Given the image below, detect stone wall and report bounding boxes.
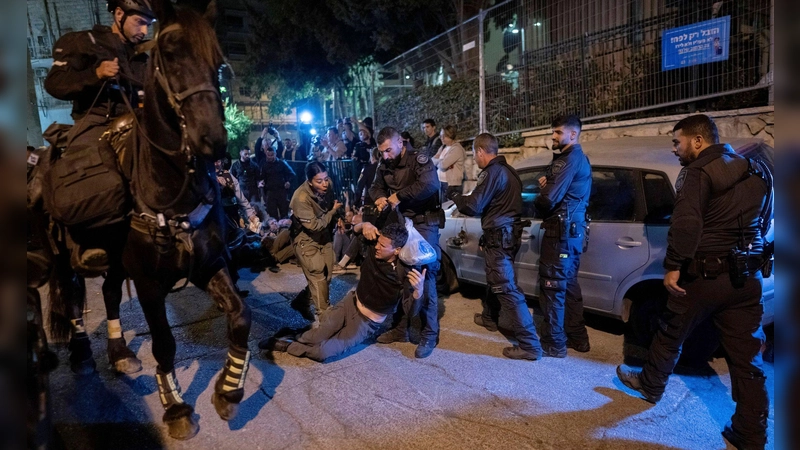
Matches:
[461,106,774,191]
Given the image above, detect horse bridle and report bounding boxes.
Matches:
[150,23,221,160]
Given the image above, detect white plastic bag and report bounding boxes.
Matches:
[399,217,438,266]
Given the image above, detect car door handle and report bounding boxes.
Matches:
[615,238,642,247]
[521,231,533,241]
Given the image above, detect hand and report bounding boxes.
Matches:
[258,181,265,188]
[361,222,379,240]
[387,193,400,208]
[284,181,290,189]
[249,215,260,224]
[332,200,343,211]
[261,128,269,138]
[663,270,686,297]
[407,268,427,299]
[375,197,388,211]
[96,58,119,79]
[343,190,349,201]
[216,176,227,186]
[538,176,547,189]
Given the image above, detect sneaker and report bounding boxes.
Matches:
[721,421,764,450]
[502,346,542,361]
[616,364,662,404]
[473,313,498,332]
[268,265,281,273]
[415,339,436,359]
[258,336,293,352]
[332,264,346,274]
[376,328,409,344]
[567,339,591,353]
[542,345,567,358]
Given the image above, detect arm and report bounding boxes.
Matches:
[396,159,439,202]
[44,33,106,100]
[231,176,257,221]
[291,187,341,232]
[452,167,497,216]
[664,167,709,271]
[368,164,389,205]
[439,144,464,170]
[534,155,575,215]
[404,268,426,302]
[281,160,296,184]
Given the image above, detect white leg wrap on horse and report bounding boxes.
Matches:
[155,369,185,408]
[222,347,250,392]
[71,318,86,334]
[107,319,123,339]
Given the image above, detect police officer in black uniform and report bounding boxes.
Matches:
[260,147,296,220]
[44,0,154,272]
[617,115,772,450]
[449,133,543,360]
[534,115,592,358]
[368,127,442,359]
[230,147,262,205]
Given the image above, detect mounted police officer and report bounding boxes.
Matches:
[368,126,442,359]
[534,115,592,358]
[617,115,773,450]
[43,0,155,273]
[449,133,543,360]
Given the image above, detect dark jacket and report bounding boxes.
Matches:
[369,149,440,218]
[230,158,262,193]
[45,25,147,121]
[421,135,443,159]
[534,144,592,222]
[356,244,415,315]
[452,156,523,230]
[254,136,285,166]
[664,144,768,271]
[261,159,295,191]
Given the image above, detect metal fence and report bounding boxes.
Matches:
[373,0,773,142]
[285,159,361,204]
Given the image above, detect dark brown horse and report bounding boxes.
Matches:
[46,0,252,440]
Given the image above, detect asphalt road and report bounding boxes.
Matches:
[45,264,775,449]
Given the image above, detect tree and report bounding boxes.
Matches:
[223,95,253,158]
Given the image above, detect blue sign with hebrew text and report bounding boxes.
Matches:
[662,16,730,71]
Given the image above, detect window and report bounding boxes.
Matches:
[227,43,247,56]
[225,15,244,30]
[641,171,675,224]
[587,168,637,222]
[238,86,251,97]
[518,167,547,218]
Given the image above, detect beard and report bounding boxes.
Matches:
[383,156,399,169]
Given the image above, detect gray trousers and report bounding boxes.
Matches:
[293,235,334,311]
[287,291,381,362]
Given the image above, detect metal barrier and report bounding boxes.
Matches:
[373,0,773,141]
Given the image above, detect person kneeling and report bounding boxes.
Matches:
[262,223,426,362]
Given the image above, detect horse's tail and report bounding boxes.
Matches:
[46,265,84,343]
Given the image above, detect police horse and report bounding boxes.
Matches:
[44,0,251,440]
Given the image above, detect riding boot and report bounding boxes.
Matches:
[68,318,96,375]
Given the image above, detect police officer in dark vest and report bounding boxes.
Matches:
[449,133,543,360]
[534,114,592,358]
[617,114,773,450]
[368,126,442,359]
[230,147,262,205]
[260,147,296,220]
[43,0,154,273]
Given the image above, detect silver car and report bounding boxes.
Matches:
[440,137,775,346]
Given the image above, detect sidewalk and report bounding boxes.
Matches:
[47,264,774,449]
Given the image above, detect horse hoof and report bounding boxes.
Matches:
[211,392,240,421]
[112,357,143,374]
[163,404,199,440]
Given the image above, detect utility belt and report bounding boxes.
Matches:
[409,208,446,229]
[686,251,770,286]
[481,219,531,249]
[543,214,589,243]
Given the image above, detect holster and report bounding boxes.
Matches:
[543,215,568,240]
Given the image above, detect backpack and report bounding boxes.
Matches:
[43,141,130,229]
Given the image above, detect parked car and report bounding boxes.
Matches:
[440,137,774,363]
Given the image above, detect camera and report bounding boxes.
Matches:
[266,122,277,136]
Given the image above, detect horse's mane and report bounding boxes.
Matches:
[170,7,226,69]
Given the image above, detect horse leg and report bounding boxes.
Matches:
[206,268,252,421]
[103,262,142,374]
[135,278,198,440]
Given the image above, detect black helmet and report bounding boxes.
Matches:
[107,0,155,20]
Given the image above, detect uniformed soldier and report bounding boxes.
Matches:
[43,0,154,272]
[617,115,772,449]
[534,115,592,357]
[368,127,442,359]
[449,133,543,360]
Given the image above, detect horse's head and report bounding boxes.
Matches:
[150,0,227,161]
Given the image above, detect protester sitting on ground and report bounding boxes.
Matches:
[261,223,426,363]
[335,210,366,271]
[332,194,356,273]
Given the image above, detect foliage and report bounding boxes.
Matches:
[375,76,480,144]
[224,98,252,158]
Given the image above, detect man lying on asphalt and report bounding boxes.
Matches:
[262,223,426,362]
